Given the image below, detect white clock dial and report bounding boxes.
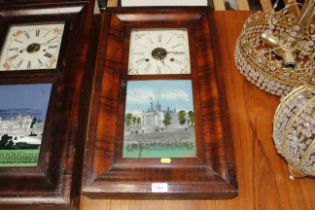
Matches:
[0,23,64,71]
[128,29,191,75]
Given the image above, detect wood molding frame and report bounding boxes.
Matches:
[82,7,237,199]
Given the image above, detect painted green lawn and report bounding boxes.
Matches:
[0,149,39,167]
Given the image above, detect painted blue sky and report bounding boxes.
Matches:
[126,80,194,115]
[0,84,52,120]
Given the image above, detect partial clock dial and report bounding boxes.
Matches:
[128,29,191,75]
[0,23,64,71]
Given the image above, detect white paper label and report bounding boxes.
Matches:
[151,183,168,192]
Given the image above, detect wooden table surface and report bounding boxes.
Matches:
[80,11,315,210]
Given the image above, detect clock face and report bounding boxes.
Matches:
[128,29,191,75]
[0,23,64,71]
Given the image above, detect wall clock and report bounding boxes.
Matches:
[0,1,94,209]
[83,7,237,199]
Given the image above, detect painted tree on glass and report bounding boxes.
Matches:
[178,110,187,125]
[136,117,141,125]
[188,111,195,127]
[163,113,172,126]
[0,134,14,149]
[132,116,137,124]
[125,113,133,126]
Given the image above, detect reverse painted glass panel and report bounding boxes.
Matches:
[0,84,52,167]
[123,80,196,158]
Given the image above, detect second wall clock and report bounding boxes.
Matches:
[0,0,95,209]
[82,7,238,199]
[0,23,64,71]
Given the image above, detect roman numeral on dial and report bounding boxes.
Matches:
[24,32,30,39]
[44,52,53,58]
[14,39,23,44]
[143,63,151,72]
[16,59,23,68]
[135,58,146,64]
[157,34,162,43]
[8,54,18,61]
[38,58,43,66]
[48,36,57,43]
[8,48,19,51]
[27,61,31,69]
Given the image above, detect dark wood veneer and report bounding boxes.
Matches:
[83,7,237,199]
[0,1,95,209]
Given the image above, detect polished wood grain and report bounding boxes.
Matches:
[82,7,237,199]
[81,11,315,210]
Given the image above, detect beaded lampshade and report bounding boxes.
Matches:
[234,1,315,96]
[273,85,315,179]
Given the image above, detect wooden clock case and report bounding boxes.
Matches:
[0,0,95,209]
[82,6,238,199]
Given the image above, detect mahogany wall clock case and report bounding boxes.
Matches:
[0,0,94,209]
[82,7,238,199]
